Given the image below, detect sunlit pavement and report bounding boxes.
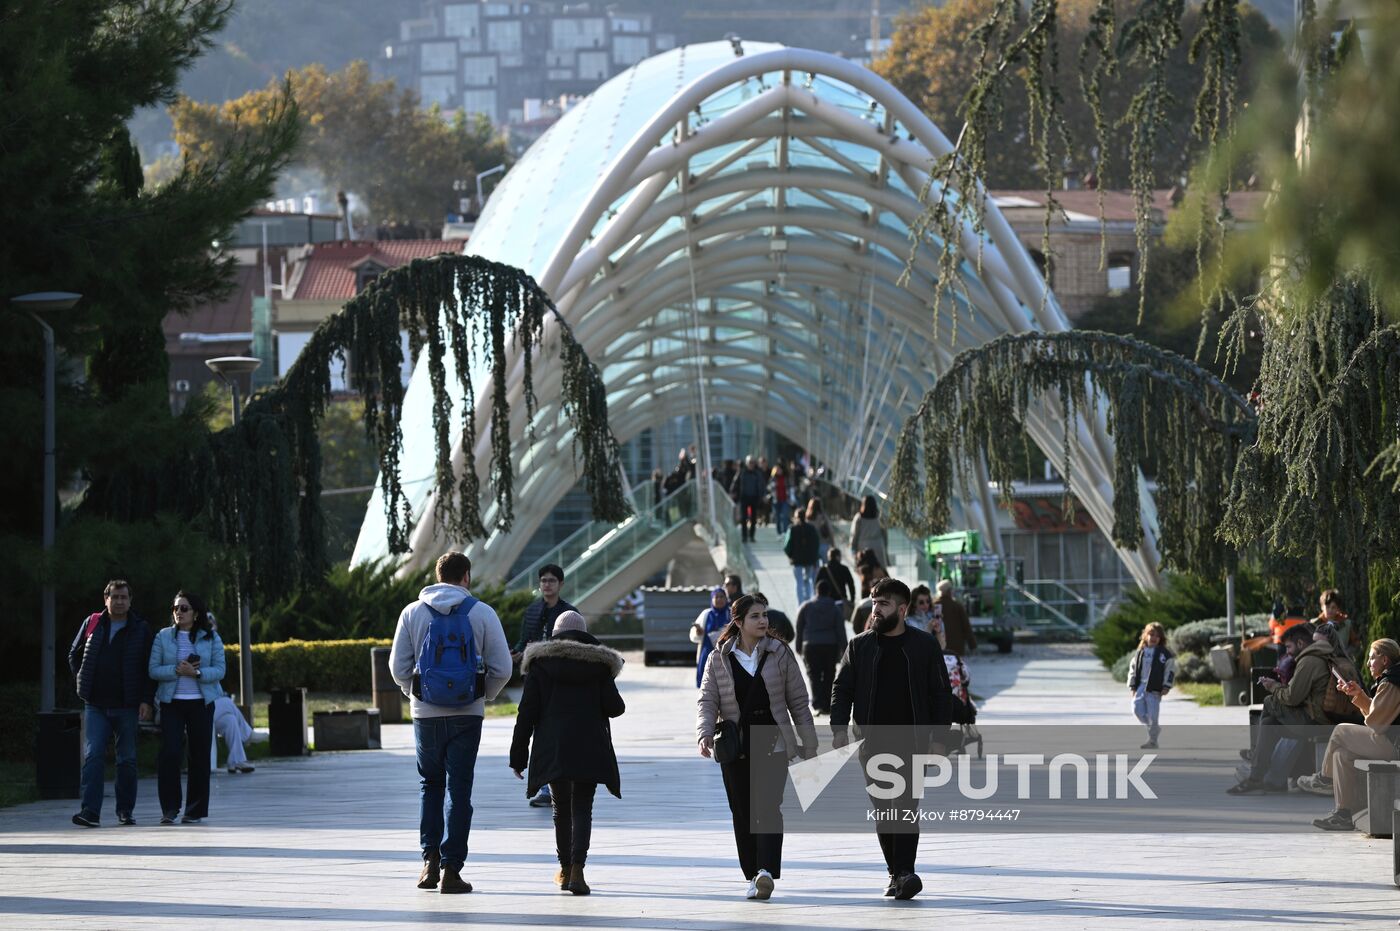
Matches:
[1,643,1395,929]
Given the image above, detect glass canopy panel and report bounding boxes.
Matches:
[353,41,1053,569]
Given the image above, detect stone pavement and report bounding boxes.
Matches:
[1,643,1397,929]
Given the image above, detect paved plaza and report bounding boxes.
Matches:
[2,644,1397,929]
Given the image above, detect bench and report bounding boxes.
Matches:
[1394,797,1400,889]
[312,709,381,751]
[1354,759,1400,838]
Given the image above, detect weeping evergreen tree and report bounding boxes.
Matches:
[888,330,1256,579]
[89,254,631,604]
[889,1,1400,641]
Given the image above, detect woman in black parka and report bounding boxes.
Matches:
[510,610,625,896]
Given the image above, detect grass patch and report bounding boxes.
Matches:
[484,701,517,718]
[1176,681,1224,706]
[0,760,39,809]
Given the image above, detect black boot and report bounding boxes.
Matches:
[439,866,473,894]
[417,854,440,890]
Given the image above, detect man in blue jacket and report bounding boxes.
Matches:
[67,580,154,827]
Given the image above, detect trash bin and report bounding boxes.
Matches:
[268,687,308,756]
[35,710,81,799]
[370,647,402,724]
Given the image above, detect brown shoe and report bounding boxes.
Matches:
[439,866,473,894]
[566,864,590,896]
[554,865,570,890]
[417,855,440,890]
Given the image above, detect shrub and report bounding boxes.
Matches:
[1166,614,1271,656]
[1091,571,1267,666]
[1175,652,1215,683]
[0,682,39,763]
[225,639,391,693]
[251,562,539,647]
[1110,652,1132,683]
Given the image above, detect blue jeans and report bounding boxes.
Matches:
[415,715,483,870]
[793,564,817,604]
[81,706,139,819]
[773,502,791,535]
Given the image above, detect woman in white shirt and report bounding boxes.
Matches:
[149,591,226,823]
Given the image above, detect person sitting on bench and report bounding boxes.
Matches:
[1306,638,1400,831]
[1228,624,1332,795]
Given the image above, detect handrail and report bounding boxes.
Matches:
[505,481,666,593]
[1005,578,1088,633]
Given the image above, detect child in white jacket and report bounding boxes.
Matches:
[1128,623,1176,749]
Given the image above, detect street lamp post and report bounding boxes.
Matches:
[474,164,506,214]
[10,292,81,713]
[205,355,262,722]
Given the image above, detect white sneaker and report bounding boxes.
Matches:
[746,877,759,899]
[754,869,774,900]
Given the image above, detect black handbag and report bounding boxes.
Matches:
[713,651,769,764]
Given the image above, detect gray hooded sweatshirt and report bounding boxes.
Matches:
[389,583,512,718]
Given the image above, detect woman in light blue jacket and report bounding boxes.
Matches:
[148,591,226,824]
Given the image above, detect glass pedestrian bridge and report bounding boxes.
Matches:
[351,42,1164,593]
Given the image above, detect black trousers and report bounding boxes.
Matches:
[550,781,597,867]
[862,740,920,876]
[802,644,839,712]
[739,496,762,540]
[158,699,214,818]
[720,748,787,880]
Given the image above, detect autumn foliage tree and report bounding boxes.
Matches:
[170,61,512,228]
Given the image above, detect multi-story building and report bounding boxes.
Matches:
[379,1,674,126]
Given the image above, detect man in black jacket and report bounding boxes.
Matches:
[66,580,154,827]
[512,563,576,809]
[831,577,953,900]
[731,455,766,542]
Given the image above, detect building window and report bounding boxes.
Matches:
[613,35,649,66]
[487,19,522,53]
[462,55,498,87]
[443,4,480,39]
[547,68,574,81]
[1107,251,1134,293]
[577,50,608,80]
[420,41,458,74]
[461,89,498,122]
[552,18,606,50]
[419,75,456,108]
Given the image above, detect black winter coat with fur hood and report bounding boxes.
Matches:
[510,630,626,798]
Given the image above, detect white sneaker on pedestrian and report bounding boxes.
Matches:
[746,877,759,899]
[754,869,773,900]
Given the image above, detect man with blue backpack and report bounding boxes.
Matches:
[390,551,512,894]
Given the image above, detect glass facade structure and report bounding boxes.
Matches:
[352,42,1165,590]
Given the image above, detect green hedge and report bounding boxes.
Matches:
[225,639,391,693]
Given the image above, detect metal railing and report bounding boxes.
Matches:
[1004,578,1094,634]
[505,483,659,594]
[506,481,701,599]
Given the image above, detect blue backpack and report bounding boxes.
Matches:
[414,596,483,706]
